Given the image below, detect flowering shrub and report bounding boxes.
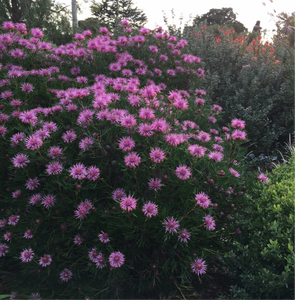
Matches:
[181,24,294,155]
[225,152,294,299]
[0,21,248,298]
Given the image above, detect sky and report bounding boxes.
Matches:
[65,0,295,39]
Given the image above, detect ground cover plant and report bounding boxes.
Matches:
[0,20,250,298]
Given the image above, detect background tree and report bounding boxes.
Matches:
[89,0,147,33]
[193,7,248,35]
[0,0,72,45]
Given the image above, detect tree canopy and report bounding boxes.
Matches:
[193,7,248,34]
[89,0,147,32]
[0,0,72,45]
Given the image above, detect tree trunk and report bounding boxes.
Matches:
[72,0,78,33]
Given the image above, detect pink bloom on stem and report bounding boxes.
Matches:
[120,195,137,211]
[175,165,191,180]
[231,130,247,140]
[0,219,7,228]
[119,136,135,152]
[120,114,137,128]
[142,201,158,218]
[21,83,34,93]
[89,248,100,263]
[24,229,33,239]
[46,161,63,175]
[87,166,100,181]
[197,131,211,142]
[195,192,211,208]
[4,232,13,241]
[25,177,39,190]
[139,108,155,120]
[29,194,41,205]
[204,215,216,231]
[41,195,56,209]
[208,151,224,162]
[95,253,106,269]
[149,147,165,163]
[0,126,7,137]
[178,229,191,243]
[74,208,88,220]
[78,199,93,212]
[25,136,43,150]
[62,130,77,143]
[148,178,163,192]
[163,216,180,235]
[79,137,94,151]
[60,269,72,282]
[12,190,21,198]
[0,244,9,257]
[231,118,245,129]
[112,188,126,201]
[152,118,169,133]
[69,163,88,180]
[124,152,141,168]
[109,251,125,268]
[229,168,240,178]
[73,235,83,245]
[188,144,207,157]
[258,173,269,183]
[20,248,34,262]
[191,258,207,276]
[39,254,52,267]
[138,123,154,137]
[12,153,30,168]
[48,146,63,158]
[98,231,110,243]
[8,215,20,226]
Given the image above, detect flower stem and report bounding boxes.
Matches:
[182,203,198,220]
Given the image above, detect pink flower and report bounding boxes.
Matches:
[89,248,100,263]
[62,130,77,143]
[204,215,216,231]
[48,146,63,158]
[212,144,223,152]
[112,188,126,201]
[173,99,188,110]
[191,258,207,275]
[258,173,269,183]
[12,190,21,198]
[231,118,245,129]
[231,130,247,140]
[229,168,240,178]
[43,122,57,132]
[79,137,94,151]
[25,136,43,150]
[77,199,93,212]
[87,166,100,181]
[95,253,106,269]
[8,215,20,226]
[138,123,154,137]
[24,229,33,239]
[120,114,137,128]
[21,83,34,93]
[178,229,191,243]
[152,118,169,133]
[29,194,41,205]
[195,192,211,208]
[163,216,180,235]
[149,147,165,163]
[175,165,191,180]
[0,244,9,257]
[142,201,158,218]
[208,151,223,162]
[188,144,207,157]
[46,161,63,175]
[73,235,83,245]
[120,195,137,211]
[139,108,155,120]
[20,248,34,262]
[0,126,7,137]
[164,134,181,146]
[148,178,163,192]
[74,208,88,220]
[98,231,110,243]
[124,152,141,168]
[119,136,135,152]
[197,131,211,142]
[25,177,39,190]
[109,251,125,268]
[60,269,72,282]
[42,195,56,209]
[19,110,37,124]
[39,254,52,267]
[69,163,88,180]
[4,232,13,241]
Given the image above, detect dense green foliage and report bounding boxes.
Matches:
[225,153,294,299]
